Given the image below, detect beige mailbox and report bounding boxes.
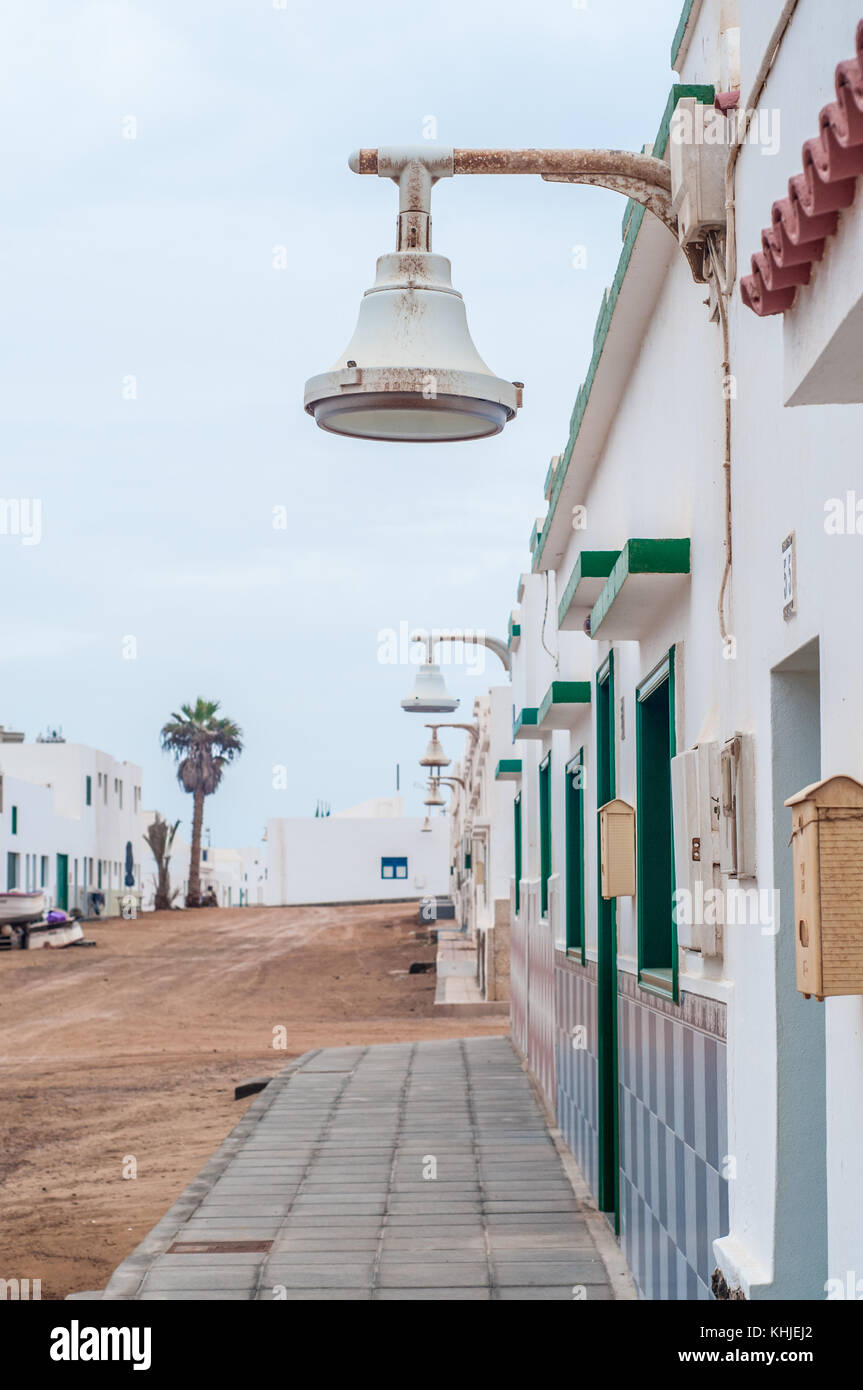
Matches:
[599,798,636,899]
[785,774,863,1001]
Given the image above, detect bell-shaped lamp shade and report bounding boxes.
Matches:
[420,816,433,833]
[400,662,459,714]
[424,783,446,808]
[304,252,521,443]
[419,731,450,769]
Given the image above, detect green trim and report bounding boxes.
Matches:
[670,0,698,67]
[507,614,521,650]
[635,646,678,1003]
[514,791,522,916]
[539,752,552,919]
[530,519,542,554]
[639,967,675,1001]
[558,550,621,628]
[513,706,539,740]
[595,650,618,1225]
[535,85,714,572]
[537,679,591,729]
[565,750,586,959]
[543,454,560,500]
[495,758,523,781]
[590,538,691,639]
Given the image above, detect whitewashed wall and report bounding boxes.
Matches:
[265,814,448,906]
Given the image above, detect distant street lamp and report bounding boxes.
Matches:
[434,721,480,746]
[424,780,446,808]
[419,725,451,771]
[305,145,703,443]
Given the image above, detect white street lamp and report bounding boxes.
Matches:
[304,148,521,442]
[400,633,459,714]
[305,144,704,445]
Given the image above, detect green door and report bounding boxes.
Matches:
[596,653,619,1225]
[56,854,69,911]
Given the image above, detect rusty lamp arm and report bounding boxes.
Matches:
[349,146,704,283]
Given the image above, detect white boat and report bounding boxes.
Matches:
[25,919,84,949]
[0,890,48,925]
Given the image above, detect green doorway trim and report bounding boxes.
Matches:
[513,791,522,916]
[595,651,619,1226]
[635,646,678,1003]
[56,853,69,912]
[539,752,552,918]
[565,748,586,961]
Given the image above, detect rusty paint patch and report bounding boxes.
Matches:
[167,1240,273,1254]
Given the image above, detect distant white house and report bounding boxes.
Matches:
[139,813,267,911]
[0,727,143,916]
[266,794,448,906]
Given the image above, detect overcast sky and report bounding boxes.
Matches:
[1,0,685,847]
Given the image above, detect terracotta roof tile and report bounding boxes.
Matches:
[741,18,863,316]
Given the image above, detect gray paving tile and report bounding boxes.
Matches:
[99,1037,618,1304]
[374,1288,492,1301]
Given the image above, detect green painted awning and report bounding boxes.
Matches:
[558,550,621,631]
[590,538,690,640]
[513,706,541,741]
[537,679,592,730]
[494,759,523,782]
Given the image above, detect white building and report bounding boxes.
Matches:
[443,692,517,1002]
[266,794,448,906]
[0,729,143,916]
[436,0,863,1300]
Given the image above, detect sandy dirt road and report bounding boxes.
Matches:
[0,902,507,1299]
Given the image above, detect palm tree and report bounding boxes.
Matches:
[160,699,243,907]
[143,813,181,911]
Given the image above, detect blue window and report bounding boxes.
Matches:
[381,856,408,881]
[85,775,92,806]
[11,806,18,835]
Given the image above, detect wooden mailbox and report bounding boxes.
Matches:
[599,798,636,899]
[785,774,863,1000]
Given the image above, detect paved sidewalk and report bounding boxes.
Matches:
[96,1037,616,1301]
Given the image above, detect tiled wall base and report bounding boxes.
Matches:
[555,953,599,1199]
[618,974,729,1300]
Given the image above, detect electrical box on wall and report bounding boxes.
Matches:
[599,798,635,899]
[671,741,722,955]
[669,97,728,247]
[786,775,863,1000]
[719,733,756,878]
